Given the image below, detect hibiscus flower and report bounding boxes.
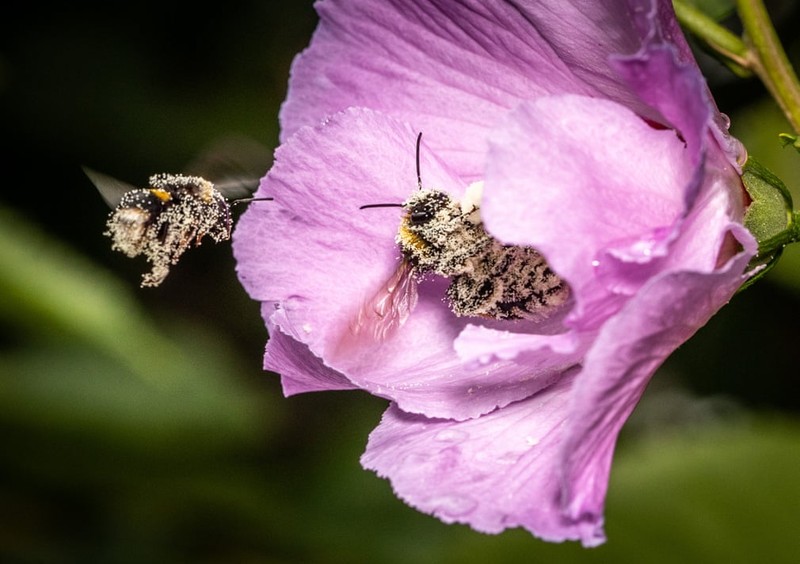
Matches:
[234,0,756,546]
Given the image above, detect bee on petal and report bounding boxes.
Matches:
[351,133,569,343]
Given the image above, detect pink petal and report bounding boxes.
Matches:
[482,94,692,322]
[263,310,357,396]
[361,370,605,546]
[234,0,758,546]
[282,0,692,181]
[362,230,754,547]
[561,230,755,520]
[234,107,578,420]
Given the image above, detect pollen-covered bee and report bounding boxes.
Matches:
[85,167,270,287]
[352,133,569,342]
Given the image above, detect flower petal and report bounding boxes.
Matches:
[235,0,757,546]
[560,230,755,521]
[363,231,754,547]
[263,311,357,396]
[361,369,605,546]
[482,94,692,322]
[234,107,578,420]
[282,0,685,180]
[454,323,582,364]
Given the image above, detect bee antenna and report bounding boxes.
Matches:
[415,132,423,190]
[360,132,423,211]
[231,196,274,206]
[359,203,403,210]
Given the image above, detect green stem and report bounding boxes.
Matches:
[673,0,751,75]
[737,0,800,134]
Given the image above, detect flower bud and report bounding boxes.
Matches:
[742,157,798,286]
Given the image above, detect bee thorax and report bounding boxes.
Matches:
[397,189,491,275]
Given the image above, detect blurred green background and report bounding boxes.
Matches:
[1,1,799,562]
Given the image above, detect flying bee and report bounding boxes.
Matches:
[352,133,569,342]
[85,166,271,287]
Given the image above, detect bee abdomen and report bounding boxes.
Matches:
[446,244,569,321]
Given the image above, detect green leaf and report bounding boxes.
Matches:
[778,132,800,153]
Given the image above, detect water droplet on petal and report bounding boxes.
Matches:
[629,238,656,260]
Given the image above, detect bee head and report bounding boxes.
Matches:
[405,190,451,225]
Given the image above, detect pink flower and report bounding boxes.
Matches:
[234,0,756,546]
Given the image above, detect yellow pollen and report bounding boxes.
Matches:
[149,188,172,202]
[197,185,215,203]
[399,223,427,250]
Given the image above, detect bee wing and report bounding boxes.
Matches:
[334,259,419,362]
[83,166,139,209]
[360,259,419,340]
[185,135,270,200]
[213,177,261,201]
